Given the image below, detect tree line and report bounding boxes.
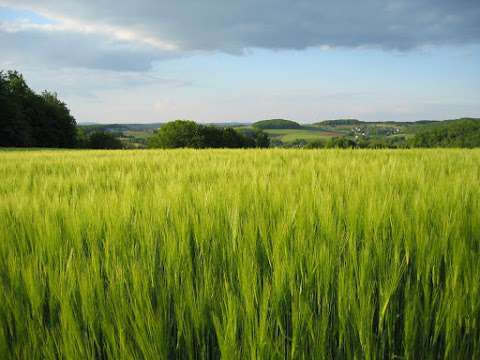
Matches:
[302,136,409,149]
[148,120,269,148]
[410,119,480,148]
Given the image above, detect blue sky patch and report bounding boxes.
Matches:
[0,6,56,25]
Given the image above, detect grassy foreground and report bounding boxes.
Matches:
[0,149,479,359]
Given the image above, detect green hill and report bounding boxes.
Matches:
[411,118,480,148]
[252,119,301,129]
[314,119,362,126]
[79,123,163,133]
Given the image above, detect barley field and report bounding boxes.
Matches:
[0,149,479,359]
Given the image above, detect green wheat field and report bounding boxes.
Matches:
[1,149,479,359]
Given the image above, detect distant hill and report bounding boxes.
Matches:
[78,121,97,125]
[207,122,250,128]
[79,123,163,133]
[314,119,362,126]
[440,117,480,124]
[412,118,480,148]
[252,119,301,129]
[314,119,447,127]
[79,122,252,131]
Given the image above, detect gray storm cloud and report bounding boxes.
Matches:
[3,0,480,51]
[1,0,479,72]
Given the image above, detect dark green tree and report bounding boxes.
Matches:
[0,71,33,146]
[305,139,326,148]
[326,137,357,148]
[149,120,204,148]
[86,132,123,149]
[253,129,270,148]
[38,91,77,147]
[0,70,77,148]
[235,128,270,148]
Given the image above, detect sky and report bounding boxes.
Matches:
[0,0,479,124]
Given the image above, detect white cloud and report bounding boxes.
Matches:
[0,20,182,72]
[0,13,178,50]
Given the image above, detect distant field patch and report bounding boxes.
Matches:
[265,127,345,142]
[123,130,154,139]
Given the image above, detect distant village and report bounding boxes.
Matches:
[351,126,401,139]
